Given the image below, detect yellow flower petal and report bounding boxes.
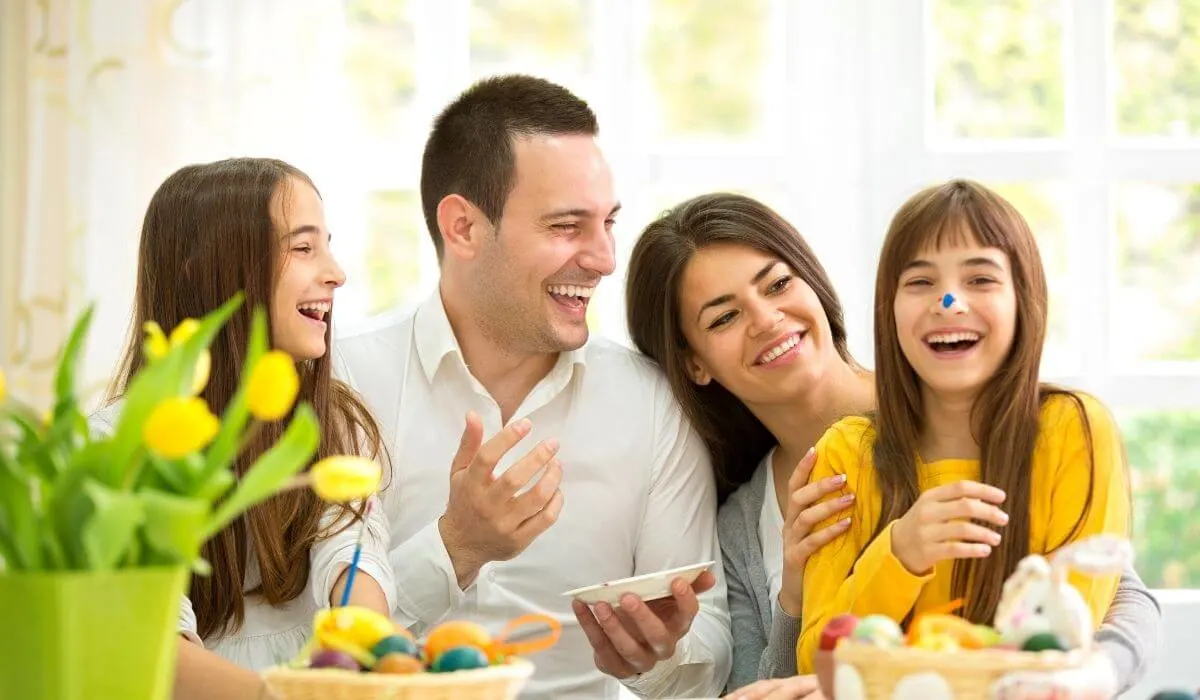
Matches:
[190,350,211,395]
[143,321,169,360]
[168,318,201,346]
[143,397,220,459]
[246,351,299,421]
[310,456,382,502]
[0,366,6,403]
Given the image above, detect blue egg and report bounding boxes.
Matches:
[431,645,489,672]
[371,634,418,659]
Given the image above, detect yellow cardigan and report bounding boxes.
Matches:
[796,393,1131,673]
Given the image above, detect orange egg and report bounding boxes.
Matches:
[424,621,492,664]
[375,653,425,674]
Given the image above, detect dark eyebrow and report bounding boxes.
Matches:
[283,225,333,243]
[696,261,781,323]
[902,260,934,273]
[539,202,623,223]
[902,257,1005,274]
[962,256,1004,270]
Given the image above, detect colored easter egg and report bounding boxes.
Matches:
[1021,632,1066,652]
[372,634,418,659]
[973,624,1003,647]
[314,606,396,652]
[431,645,489,672]
[425,621,492,664]
[374,653,425,674]
[819,614,859,651]
[911,632,960,652]
[850,614,903,647]
[309,649,360,671]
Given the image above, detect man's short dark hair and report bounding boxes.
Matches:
[420,74,599,260]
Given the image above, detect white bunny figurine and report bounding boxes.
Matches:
[993,534,1133,651]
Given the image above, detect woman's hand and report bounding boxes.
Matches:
[723,673,825,700]
[779,448,854,617]
[890,480,1008,575]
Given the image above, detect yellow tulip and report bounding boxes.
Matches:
[190,350,211,395]
[0,366,6,403]
[168,318,201,345]
[143,321,169,360]
[168,318,210,395]
[310,456,382,502]
[144,318,210,394]
[143,397,220,459]
[246,351,299,421]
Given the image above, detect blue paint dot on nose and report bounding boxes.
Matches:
[941,293,955,309]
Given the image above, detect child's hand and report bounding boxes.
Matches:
[891,480,1008,575]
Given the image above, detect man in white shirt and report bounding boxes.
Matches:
[334,74,732,699]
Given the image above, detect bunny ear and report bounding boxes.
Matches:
[1050,535,1133,575]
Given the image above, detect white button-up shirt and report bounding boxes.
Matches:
[334,292,731,699]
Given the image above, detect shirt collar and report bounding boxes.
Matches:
[414,290,589,385]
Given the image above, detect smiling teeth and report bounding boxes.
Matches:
[298,301,331,319]
[926,331,979,344]
[548,284,594,299]
[758,334,800,364]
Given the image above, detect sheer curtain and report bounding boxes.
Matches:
[0,0,349,411]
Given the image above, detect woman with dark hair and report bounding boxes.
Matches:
[625,191,1159,698]
[99,157,393,699]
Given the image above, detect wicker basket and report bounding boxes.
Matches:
[833,642,1089,699]
[261,658,534,700]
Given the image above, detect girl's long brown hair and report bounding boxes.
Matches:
[626,193,855,502]
[108,158,387,639]
[871,179,1106,624]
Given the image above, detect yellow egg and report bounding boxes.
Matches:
[314,606,396,655]
[912,632,960,652]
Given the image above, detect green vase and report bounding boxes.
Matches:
[0,566,188,700]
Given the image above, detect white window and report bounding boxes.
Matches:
[332,1,1200,604]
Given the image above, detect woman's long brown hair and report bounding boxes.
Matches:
[626,193,855,502]
[108,158,387,639]
[871,179,1104,624]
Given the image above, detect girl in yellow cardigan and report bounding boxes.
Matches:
[796,180,1131,673]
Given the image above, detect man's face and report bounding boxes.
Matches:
[470,134,620,354]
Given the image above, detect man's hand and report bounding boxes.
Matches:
[438,411,564,587]
[572,570,717,678]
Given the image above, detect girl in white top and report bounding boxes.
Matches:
[102,158,395,699]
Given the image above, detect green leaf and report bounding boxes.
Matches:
[52,304,95,411]
[203,403,319,539]
[66,441,113,481]
[48,470,91,568]
[145,454,196,495]
[40,527,67,570]
[103,293,244,487]
[0,452,42,570]
[80,478,145,570]
[196,307,268,490]
[192,469,236,505]
[139,490,208,564]
[5,408,56,481]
